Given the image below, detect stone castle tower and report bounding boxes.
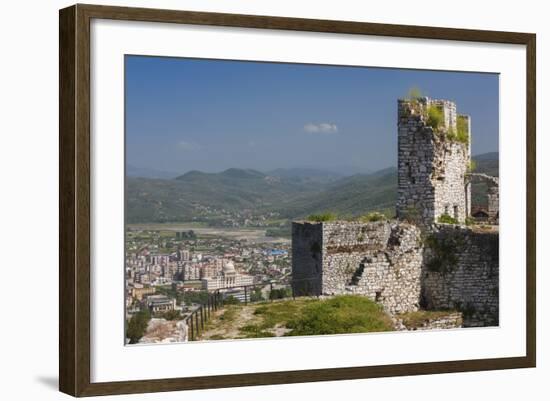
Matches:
[291,96,499,326]
[396,97,471,226]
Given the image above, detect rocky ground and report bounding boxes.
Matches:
[140,318,187,344]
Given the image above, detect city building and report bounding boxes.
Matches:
[201,261,254,291]
[131,284,156,301]
[146,295,176,314]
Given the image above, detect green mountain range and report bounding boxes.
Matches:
[126,152,498,223]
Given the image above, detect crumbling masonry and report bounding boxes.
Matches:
[292,98,499,327]
[396,97,471,226]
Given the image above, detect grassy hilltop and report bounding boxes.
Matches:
[199,295,395,341]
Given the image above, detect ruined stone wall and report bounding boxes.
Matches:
[292,221,499,326]
[394,311,463,331]
[396,98,470,226]
[468,173,499,223]
[292,220,423,313]
[487,186,499,222]
[421,225,499,326]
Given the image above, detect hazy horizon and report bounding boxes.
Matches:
[127,151,499,179]
[126,56,499,175]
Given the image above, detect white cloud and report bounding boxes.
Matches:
[177,140,201,151]
[303,122,339,134]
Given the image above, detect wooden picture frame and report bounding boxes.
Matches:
[59,3,536,397]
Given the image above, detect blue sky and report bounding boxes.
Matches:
[125,55,499,175]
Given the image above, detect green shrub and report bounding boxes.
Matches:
[407,87,423,101]
[441,117,468,144]
[426,105,444,130]
[126,309,151,344]
[223,296,240,305]
[424,234,460,273]
[467,159,477,172]
[438,214,459,224]
[269,287,292,300]
[456,116,470,144]
[250,287,264,302]
[456,128,469,144]
[359,211,387,223]
[306,212,338,222]
[161,310,182,321]
[465,217,475,226]
[286,295,394,336]
[446,127,457,141]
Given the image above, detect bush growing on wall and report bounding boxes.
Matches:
[438,214,459,224]
[426,105,444,130]
[424,234,462,274]
[359,211,387,222]
[306,212,338,222]
[407,87,423,100]
[456,116,470,144]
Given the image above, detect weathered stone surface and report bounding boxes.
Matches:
[394,312,463,331]
[421,225,499,327]
[292,220,423,314]
[396,98,471,226]
[468,173,500,223]
[292,221,499,327]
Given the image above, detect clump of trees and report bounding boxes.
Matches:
[182,290,210,306]
[126,309,151,344]
[161,310,182,321]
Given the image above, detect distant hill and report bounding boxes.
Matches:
[267,168,344,184]
[126,168,323,223]
[276,167,397,218]
[472,152,499,177]
[473,152,499,161]
[126,165,178,179]
[126,153,498,223]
